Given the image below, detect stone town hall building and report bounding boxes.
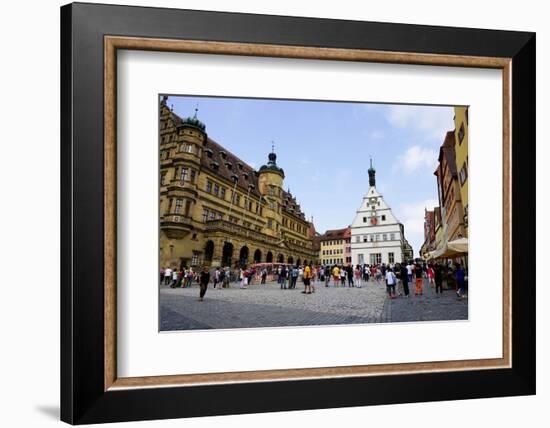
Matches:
[159,96,317,270]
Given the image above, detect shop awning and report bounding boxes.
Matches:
[447,237,468,254]
[426,238,468,260]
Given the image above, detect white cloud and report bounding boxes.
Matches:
[368,130,385,140]
[385,105,455,141]
[398,145,438,173]
[397,199,439,256]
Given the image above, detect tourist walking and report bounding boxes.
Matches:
[406,262,413,283]
[354,265,362,288]
[302,263,313,294]
[332,265,340,287]
[400,263,410,297]
[346,265,354,287]
[395,264,404,296]
[324,265,331,287]
[164,267,172,285]
[434,263,443,294]
[222,267,230,288]
[261,268,267,284]
[386,268,397,298]
[455,263,466,297]
[414,262,423,295]
[290,266,298,289]
[241,268,251,289]
[198,266,210,301]
[175,268,184,288]
[427,264,435,288]
[340,267,346,287]
[280,265,288,289]
[170,268,178,288]
[184,268,194,288]
[375,266,382,283]
[213,267,220,288]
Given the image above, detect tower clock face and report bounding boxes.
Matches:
[369,197,377,204]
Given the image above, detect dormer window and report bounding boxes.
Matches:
[219,150,227,159]
[237,162,243,170]
[210,161,219,170]
[205,148,213,158]
[243,172,249,180]
[225,161,232,170]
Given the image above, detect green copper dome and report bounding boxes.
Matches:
[180,106,206,132]
[259,151,285,178]
[182,114,206,132]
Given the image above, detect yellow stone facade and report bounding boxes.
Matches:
[453,106,469,235]
[319,229,347,266]
[159,97,317,270]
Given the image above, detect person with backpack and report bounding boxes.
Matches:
[290,266,298,289]
[261,268,267,284]
[280,265,288,289]
[385,267,397,299]
[324,265,331,287]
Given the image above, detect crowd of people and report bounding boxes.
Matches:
[160,261,467,302]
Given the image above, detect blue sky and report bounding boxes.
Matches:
[166,95,455,256]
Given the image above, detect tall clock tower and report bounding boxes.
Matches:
[349,160,408,265]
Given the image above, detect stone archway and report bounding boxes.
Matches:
[296,258,301,266]
[239,246,249,267]
[222,242,233,267]
[266,251,273,263]
[287,256,294,264]
[253,249,262,263]
[277,253,284,263]
[204,240,214,263]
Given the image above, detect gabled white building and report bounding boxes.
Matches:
[350,161,407,266]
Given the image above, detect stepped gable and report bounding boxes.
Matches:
[282,189,306,219]
[439,131,458,176]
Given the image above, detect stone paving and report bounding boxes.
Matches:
[160,277,468,331]
[384,280,469,323]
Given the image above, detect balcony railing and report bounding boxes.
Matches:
[161,213,193,226]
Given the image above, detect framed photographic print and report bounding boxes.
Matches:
[60,2,536,424]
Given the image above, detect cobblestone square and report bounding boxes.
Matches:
[160,278,468,331]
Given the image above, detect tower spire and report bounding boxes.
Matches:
[368,157,376,187]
